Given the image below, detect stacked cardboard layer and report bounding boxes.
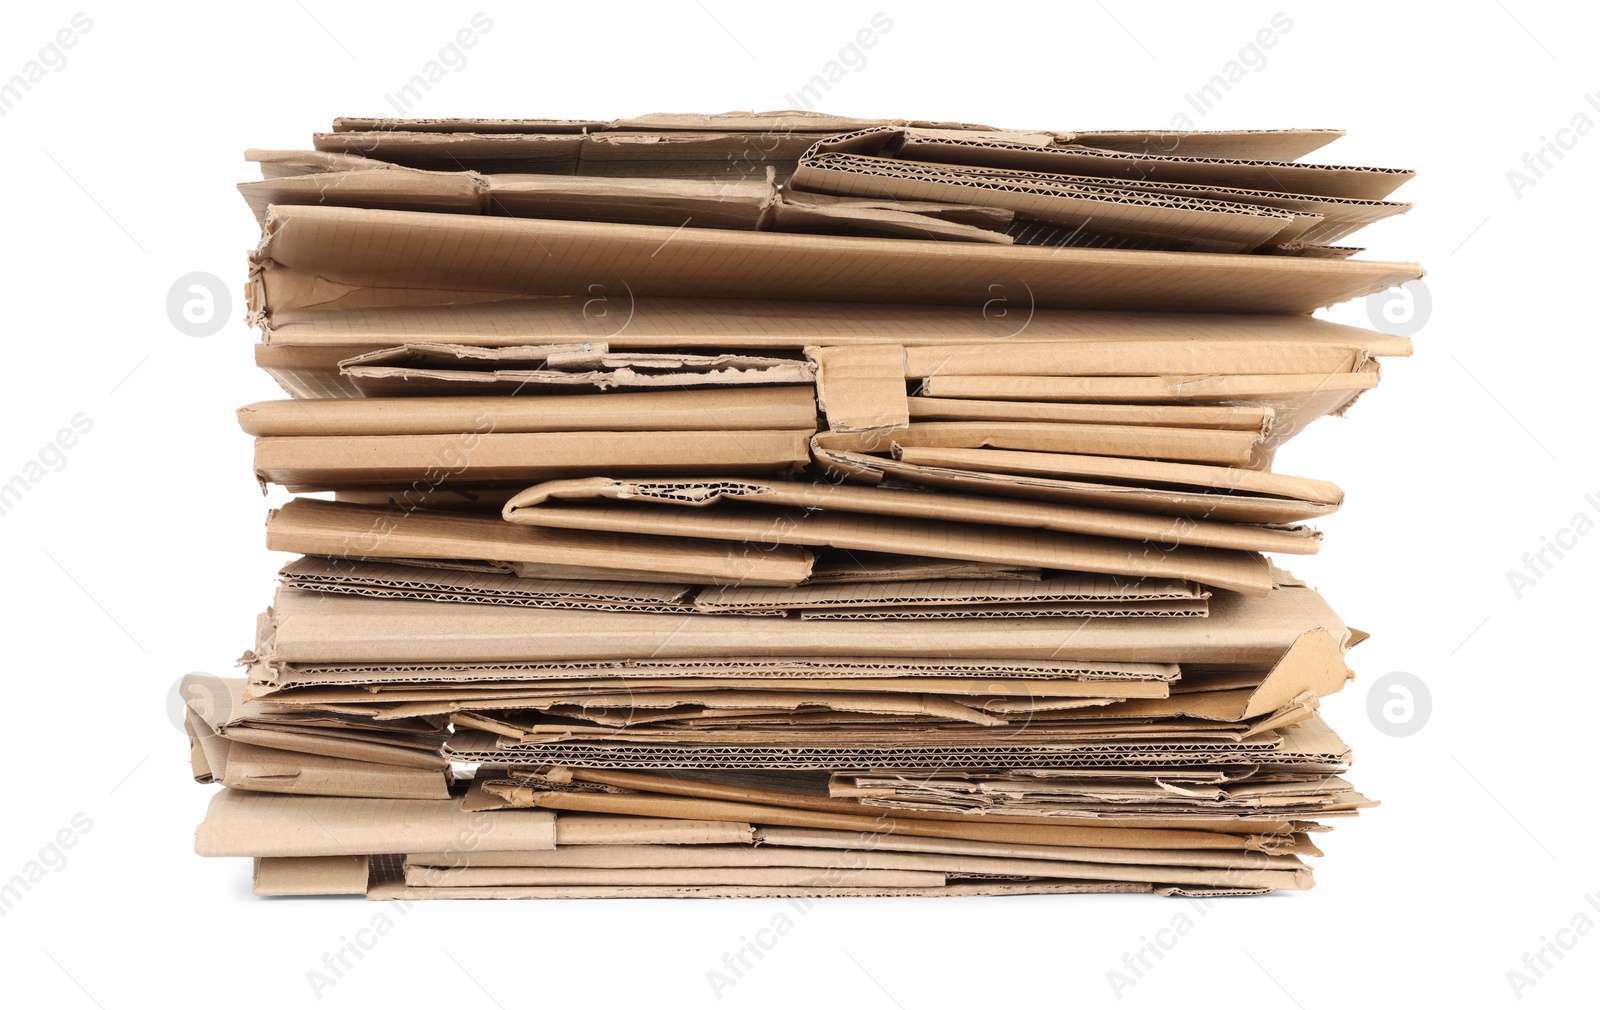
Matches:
[187,112,1416,899]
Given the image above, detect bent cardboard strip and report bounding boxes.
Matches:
[813,434,1341,524]
[265,497,814,586]
[499,481,1273,592]
[503,476,1317,556]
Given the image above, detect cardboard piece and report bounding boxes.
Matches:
[807,344,909,434]
[503,476,1318,557]
[253,428,811,489]
[251,205,1422,315]
[338,342,815,396]
[238,387,819,435]
[265,497,815,586]
[499,476,1273,592]
[814,431,1342,524]
[194,789,556,857]
[259,576,1348,666]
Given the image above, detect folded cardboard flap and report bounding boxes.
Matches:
[221,740,451,800]
[264,497,815,587]
[253,855,371,896]
[253,204,1423,315]
[502,475,1318,557]
[498,478,1276,593]
[807,344,909,434]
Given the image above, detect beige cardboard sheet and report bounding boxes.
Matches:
[238,386,818,435]
[503,476,1317,556]
[251,205,1422,315]
[194,789,556,857]
[253,428,810,488]
[265,497,814,586]
[260,577,1347,665]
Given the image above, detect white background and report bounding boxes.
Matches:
[0,2,1594,1007]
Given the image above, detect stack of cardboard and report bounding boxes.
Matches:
[185,112,1418,900]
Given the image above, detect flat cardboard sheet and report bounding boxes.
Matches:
[251,204,1422,315]
[253,428,810,489]
[259,577,1347,666]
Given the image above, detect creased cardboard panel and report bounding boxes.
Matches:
[503,476,1318,557]
[265,498,814,586]
[499,479,1274,593]
[257,299,1412,356]
[253,205,1422,314]
[814,432,1340,524]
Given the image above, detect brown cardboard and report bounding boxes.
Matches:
[404,864,948,887]
[889,128,1414,200]
[253,855,371,896]
[500,476,1308,571]
[402,853,1305,891]
[257,299,1411,355]
[253,428,811,489]
[813,432,1341,523]
[793,131,1308,253]
[899,339,1369,378]
[238,387,819,436]
[496,487,1274,592]
[255,657,1178,693]
[479,787,1273,851]
[908,397,1273,430]
[807,344,908,434]
[338,342,815,396]
[219,740,450,800]
[278,556,700,612]
[693,573,1205,614]
[265,497,814,586]
[251,204,1423,315]
[194,789,557,857]
[886,420,1261,466]
[260,576,1348,665]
